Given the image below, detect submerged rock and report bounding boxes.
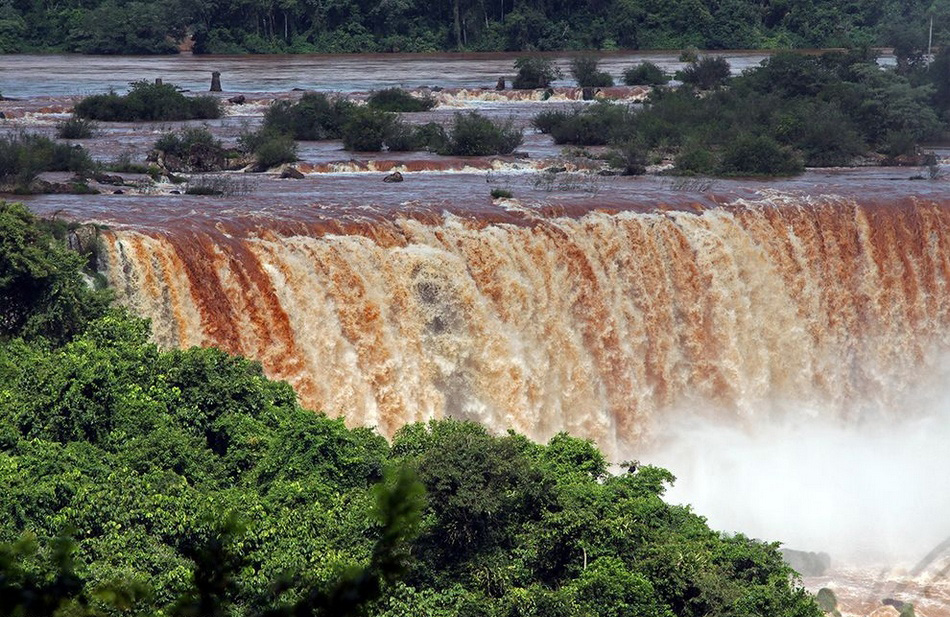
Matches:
[383,171,404,183]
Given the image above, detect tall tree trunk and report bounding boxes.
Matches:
[453,0,462,49]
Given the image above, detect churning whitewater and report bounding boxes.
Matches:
[101,192,950,455]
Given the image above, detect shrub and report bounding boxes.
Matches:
[532,109,567,135]
[153,127,220,157]
[782,103,866,167]
[262,92,355,140]
[512,57,561,89]
[384,120,446,152]
[882,130,917,158]
[570,55,614,88]
[0,133,94,186]
[240,128,298,169]
[623,62,669,86]
[490,188,512,199]
[679,47,700,63]
[440,112,523,156]
[606,139,647,175]
[540,103,635,146]
[412,122,449,152]
[367,88,436,112]
[674,145,719,175]
[679,56,731,90]
[341,107,398,152]
[719,134,803,176]
[56,115,98,139]
[74,81,222,121]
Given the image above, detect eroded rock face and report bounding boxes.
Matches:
[24,178,99,195]
[67,224,99,254]
[781,549,831,577]
[150,145,250,173]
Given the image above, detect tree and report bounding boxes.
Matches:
[0,203,109,344]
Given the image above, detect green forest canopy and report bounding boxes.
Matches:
[0,0,947,55]
[0,201,824,616]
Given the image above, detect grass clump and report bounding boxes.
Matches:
[570,55,614,88]
[0,133,94,186]
[623,62,669,86]
[490,188,512,198]
[512,57,562,89]
[105,152,163,179]
[367,88,436,112]
[56,115,98,139]
[74,80,222,121]
[439,112,523,156]
[184,175,252,196]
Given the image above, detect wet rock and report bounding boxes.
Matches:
[27,179,100,195]
[383,171,404,183]
[292,87,306,91]
[780,549,831,577]
[170,190,181,194]
[210,71,222,92]
[228,94,246,104]
[882,599,907,611]
[496,77,506,90]
[93,172,125,186]
[279,164,305,179]
[884,152,930,167]
[545,166,567,174]
[113,189,124,194]
[150,144,248,174]
[67,225,99,254]
[0,112,5,119]
[597,169,622,176]
[582,87,599,100]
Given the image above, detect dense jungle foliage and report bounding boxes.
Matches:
[535,48,950,175]
[0,0,946,54]
[0,200,823,616]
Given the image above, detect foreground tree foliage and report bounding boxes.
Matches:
[0,202,822,617]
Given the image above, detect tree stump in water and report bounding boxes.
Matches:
[210,72,222,92]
